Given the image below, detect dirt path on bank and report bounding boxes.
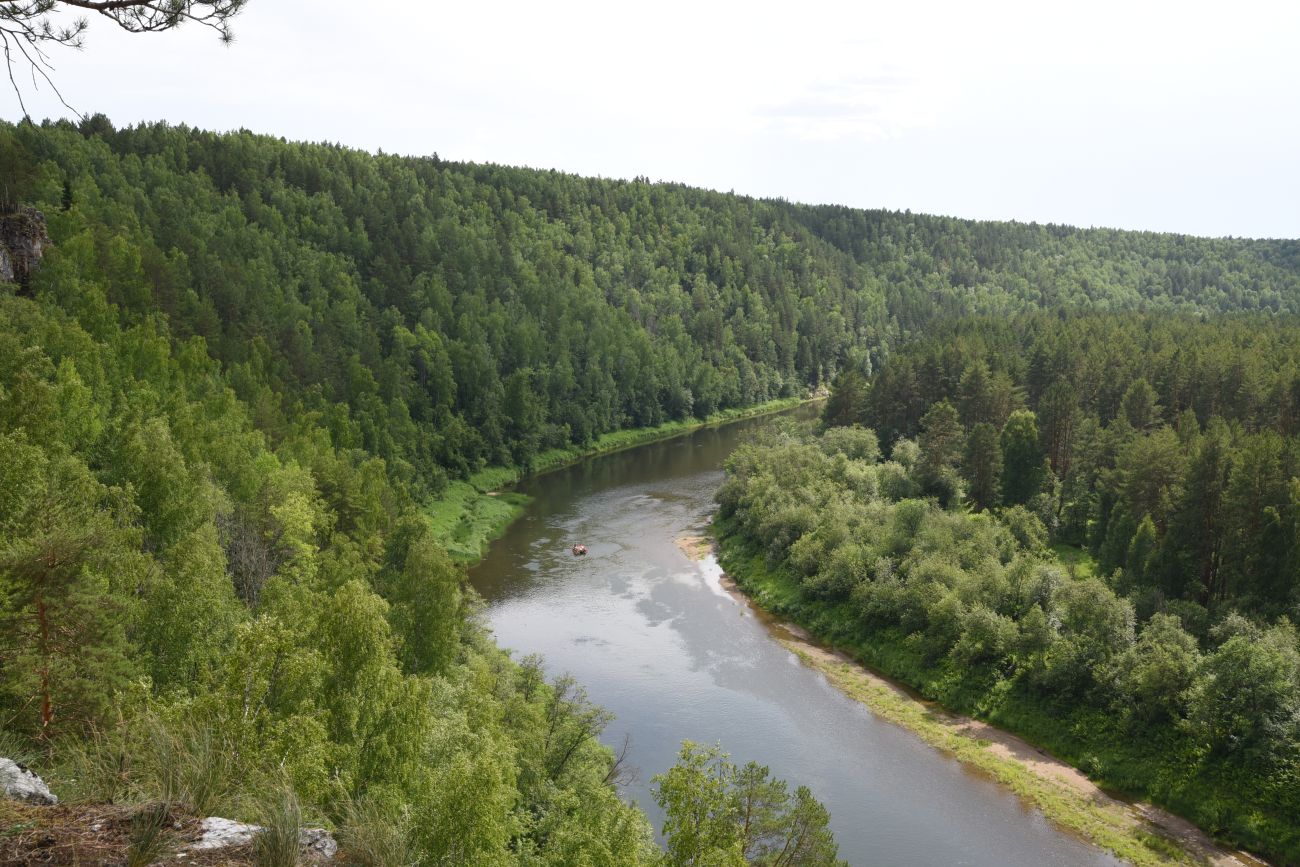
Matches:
[676,535,1267,867]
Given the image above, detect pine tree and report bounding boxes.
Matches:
[963,422,1002,511]
[917,399,964,503]
[999,410,1046,506]
[0,440,136,738]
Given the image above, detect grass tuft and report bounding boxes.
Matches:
[126,802,175,867]
[337,795,411,867]
[254,786,303,867]
[0,724,40,769]
[144,715,233,816]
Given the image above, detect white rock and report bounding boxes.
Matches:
[0,757,57,805]
[190,816,338,860]
[193,816,261,850]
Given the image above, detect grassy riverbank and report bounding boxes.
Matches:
[426,397,810,561]
[713,528,1268,867]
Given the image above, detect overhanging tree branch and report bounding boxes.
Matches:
[1,0,249,115]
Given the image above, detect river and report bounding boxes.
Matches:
[470,409,1123,866]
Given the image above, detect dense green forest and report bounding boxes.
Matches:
[8,118,1300,492]
[840,312,1300,614]
[3,114,1300,863]
[0,118,859,864]
[716,314,1300,862]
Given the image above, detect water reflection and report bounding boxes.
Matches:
[471,411,1120,867]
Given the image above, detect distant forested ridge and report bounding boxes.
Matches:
[8,118,1300,492]
[2,115,1299,862]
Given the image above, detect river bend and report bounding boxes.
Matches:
[470,412,1121,867]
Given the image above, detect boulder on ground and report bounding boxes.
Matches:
[192,815,261,850]
[301,826,339,860]
[0,757,57,805]
[191,815,338,860]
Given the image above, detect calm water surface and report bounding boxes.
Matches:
[471,412,1122,867]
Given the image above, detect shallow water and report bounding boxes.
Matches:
[471,412,1121,866]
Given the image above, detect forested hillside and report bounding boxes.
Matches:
[3,115,1300,863]
[800,206,1300,325]
[8,118,1300,491]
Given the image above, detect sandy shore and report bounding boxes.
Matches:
[679,536,1266,867]
[676,535,714,560]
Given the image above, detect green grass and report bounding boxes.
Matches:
[425,481,531,563]
[427,397,810,563]
[254,787,302,867]
[1050,543,1098,580]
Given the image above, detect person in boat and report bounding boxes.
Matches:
[572,544,588,556]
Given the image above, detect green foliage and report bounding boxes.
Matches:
[962,422,1002,511]
[999,505,1047,554]
[916,399,964,504]
[1121,379,1161,431]
[1117,613,1200,726]
[822,368,867,429]
[818,425,879,463]
[379,516,462,675]
[1188,621,1300,763]
[0,148,662,860]
[0,436,140,739]
[828,311,1300,616]
[654,742,844,867]
[1000,410,1045,506]
[717,423,1300,862]
[0,129,36,213]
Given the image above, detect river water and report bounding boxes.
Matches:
[470,411,1122,866]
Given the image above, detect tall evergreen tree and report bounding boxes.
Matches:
[823,367,867,428]
[999,410,1046,506]
[963,422,1002,511]
[1038,380,1079,479]
[917,399,964,502]
[1121,378,1161,430]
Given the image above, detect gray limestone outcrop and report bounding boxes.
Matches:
[0,756,57,805]
[189,815,338,860]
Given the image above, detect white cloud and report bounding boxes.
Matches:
[756,74,944,142]
[3,0,1297,236]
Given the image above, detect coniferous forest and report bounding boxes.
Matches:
[2,115,1300,864]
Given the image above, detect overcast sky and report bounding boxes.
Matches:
[5,0,1298,238]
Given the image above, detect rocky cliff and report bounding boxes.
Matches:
[0,207,50,290]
